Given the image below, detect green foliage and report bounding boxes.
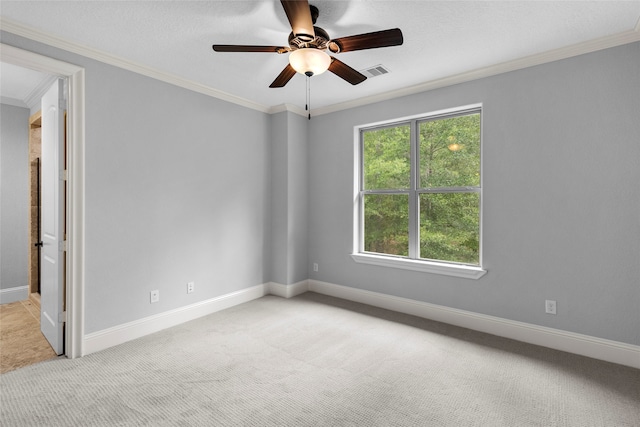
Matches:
[420,114,480,188]
[362,113,481,265]
[363,125,410,190]
[363,126,410,256]
[420,193,479,264]
[364,194,409,256]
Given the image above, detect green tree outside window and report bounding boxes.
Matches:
[361,111,481,265]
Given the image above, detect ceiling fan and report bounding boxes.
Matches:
[212,0,404,88]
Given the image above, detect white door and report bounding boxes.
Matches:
[40,78,65,355]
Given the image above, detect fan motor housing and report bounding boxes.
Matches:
[288,26,330,51]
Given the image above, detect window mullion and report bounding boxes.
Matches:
[408,119,419,259]
[418,187,481,194]
[358,130,365,253]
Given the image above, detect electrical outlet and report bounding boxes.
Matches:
[150,290,160,303]
[313,263,318,272]
[545,299,557,315]
[187,282,195,294]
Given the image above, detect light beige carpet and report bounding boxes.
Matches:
[1,292,638,426]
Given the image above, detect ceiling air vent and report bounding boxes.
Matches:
[361,64,390,79]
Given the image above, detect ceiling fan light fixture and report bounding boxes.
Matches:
[289,48,331,76]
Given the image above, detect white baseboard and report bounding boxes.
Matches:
[0,286,28,305]
[267,280,309,299]
[83,284,267,355]
[308,280,640,369]
[81,279,639,369]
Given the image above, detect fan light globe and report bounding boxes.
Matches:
[289,48,331,76]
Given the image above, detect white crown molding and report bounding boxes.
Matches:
[2,17,638,117]
[268,103,307,117]
[1,96,27,108]
[308,280,640,369]
[24,74,58,110]
[312,27,640,117]
[0,18,271,114]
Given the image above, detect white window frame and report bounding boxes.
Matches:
[351,104,487,279]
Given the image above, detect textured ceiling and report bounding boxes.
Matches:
[0,61,54,108]
[1,1,639,111]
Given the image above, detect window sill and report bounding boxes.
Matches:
[350,253,487,280]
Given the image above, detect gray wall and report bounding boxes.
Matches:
[270,112,288,285]
[270,111,309,285]
[287,112,309,284]
[85,66,271,333]
[0,104,30,292]
[308,42,640,346]
[3,29,637,346]
[2,31,272,334]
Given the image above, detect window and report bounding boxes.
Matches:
[352,105,486,279]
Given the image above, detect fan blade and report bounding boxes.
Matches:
[269,64,297,88]
[281,0,315,39]
[328,28,403,53]
[213,45,289,53]
[328,57,367,85]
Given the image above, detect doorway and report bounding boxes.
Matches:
[29,111,42,299]
[1,43,85,360]
[0,74,67,372]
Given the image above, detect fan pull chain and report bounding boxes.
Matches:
[306,75,311,120]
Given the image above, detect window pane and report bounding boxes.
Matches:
[363,125,410,190]
[420,193,479,265]
[419,113,480,188]
[364,194,409,256]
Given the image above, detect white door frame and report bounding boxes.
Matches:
[1,43,85,358]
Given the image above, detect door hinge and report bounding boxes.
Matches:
[58,311,67,323]
[59,99,67,110]
[60,170,68,181]
[59,240,68,252]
